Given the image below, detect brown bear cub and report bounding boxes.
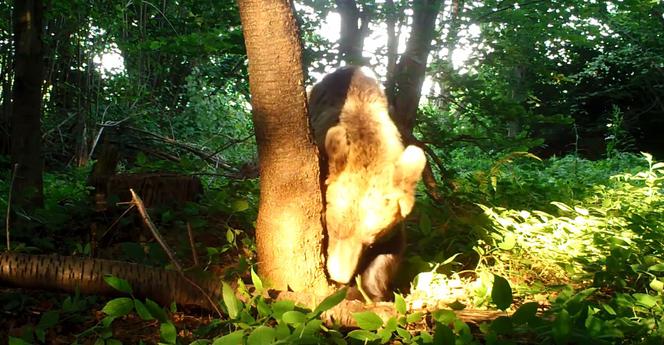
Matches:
[308,66,426,301]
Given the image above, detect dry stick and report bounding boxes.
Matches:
[98,204,136,243]
[129,189,222,317]
[186,222,199,267]
[5,164,18,251]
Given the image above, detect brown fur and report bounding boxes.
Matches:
[309,66,426,301]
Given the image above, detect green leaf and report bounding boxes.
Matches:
[353,311,384,331]
[226,229,235,244]
[602,304,616,316]
[431,309,457,325]
[271,300,294,319]
[490,316,513,334]
[433,323,455,345]
[384,317,398,333]
[251,268,263,292]
[650,278,664,293]
[511,302,539,325]
[303,319,323,337]
[552,309,571,345]
[446,300,466,310]
[647,263,664,272]
[491,275,513,310]
[394,293,407,315]
[406,312,424,324]
[378,328,393,344]
[256,298,271,318]
[103,275,133,294]
[347,330,381,341]
[102,297,134,317]
[440,253,462,266]
[282,310,307,325]
[633,293,658,309]
[9,337,32,345]
[396,327,412,341]
[231,199,249,212]
[145,298,168,323]
[551,201,573,212]
[274,322,291,340]
[160,322,177,344]
[134,299,154,320]
[222,282,241,319]
[102,315,117,328]
[212,330,245,345]
[312,288,347,317]
[247,326,275,345]
[498,233,516,250]
[37,310,60,329]
[417,330,433,343]
[189,340,212,345]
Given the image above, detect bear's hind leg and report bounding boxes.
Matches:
[347,226,406,302]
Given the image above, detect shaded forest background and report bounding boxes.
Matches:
[0,0,663,344]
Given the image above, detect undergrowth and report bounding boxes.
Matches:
[4,152,664,344]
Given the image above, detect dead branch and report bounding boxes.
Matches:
[129,188,222,317]
[5,163,18,251]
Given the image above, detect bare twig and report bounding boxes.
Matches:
[187,222,199,267]
[129,189,183,272]
[5,163,18,251]
[41,113,76,140]
[129,189,222,316]
[98,204,136,243]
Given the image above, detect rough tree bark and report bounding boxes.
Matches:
[237,0,329,295]
[11,0,45,210]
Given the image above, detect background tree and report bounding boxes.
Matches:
[10,0,45,212]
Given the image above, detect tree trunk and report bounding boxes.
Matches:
[238,0,329,294]
[0,51,12,155]
[11,0,45,210]
[336,0,371,65]
[385,1,443,200]
[387,0,442,135]
[385,0,399,82]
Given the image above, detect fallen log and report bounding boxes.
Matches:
[0,252,503,327]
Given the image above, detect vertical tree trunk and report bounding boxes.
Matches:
[385,0,399,82]
[507,65,528,138]
[238,0,329,294]
[387,0,442,135]
[336,0,371,65]
[0,52,12,155]
[11,0,44,210]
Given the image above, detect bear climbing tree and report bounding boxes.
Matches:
[309,67,426,301]
[240,0,426,301]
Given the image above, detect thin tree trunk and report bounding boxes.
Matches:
[386,1,444,199]
[336,0,371,65]
[387,0,442,135]
[238,0,329,294]
[11,0,45,210]
[0,54,12,155]
[385,0,398,82]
